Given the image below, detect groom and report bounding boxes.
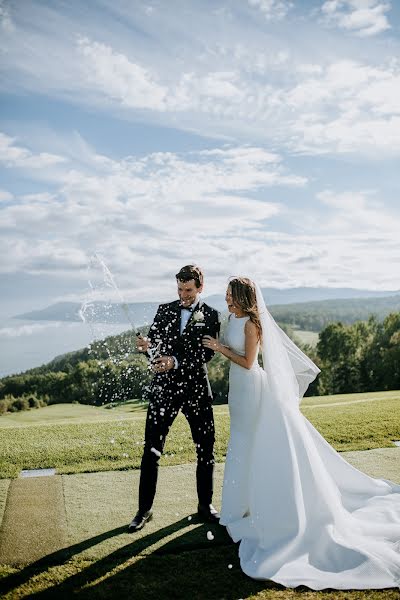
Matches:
[129,265,221,531]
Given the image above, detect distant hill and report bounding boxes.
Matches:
[270,294,400,332]
[4,294,400,384]
[14,287,400,325]
[261,286,400,305]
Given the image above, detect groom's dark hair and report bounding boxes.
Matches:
[175,265,204,288]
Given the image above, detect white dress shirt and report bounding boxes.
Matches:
[179,298,200,334]
[173,298,200,368]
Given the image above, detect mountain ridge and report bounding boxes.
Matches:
[14,287,400,326]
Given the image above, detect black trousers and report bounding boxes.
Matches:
[138,382,215,512]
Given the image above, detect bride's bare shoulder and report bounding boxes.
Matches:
[244,319,257,335]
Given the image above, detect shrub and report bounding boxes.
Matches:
[12,397,30,411]
[26,393,48,409]
[0,393,49,415]
[0,398,10,414]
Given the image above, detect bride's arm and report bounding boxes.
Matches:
[203,320,259,370]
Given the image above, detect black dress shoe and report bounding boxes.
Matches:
[128,509,153,532]
[197,503,220,523]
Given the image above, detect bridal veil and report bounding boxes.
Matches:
[226,282,400,590]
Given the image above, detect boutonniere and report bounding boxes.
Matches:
[193,310,205,322]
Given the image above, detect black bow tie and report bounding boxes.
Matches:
[180,304,194,312]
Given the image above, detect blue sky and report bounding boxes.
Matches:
[1,0,400,315]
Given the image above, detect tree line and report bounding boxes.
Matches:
[0,312,399,414]
[314,313,400,395]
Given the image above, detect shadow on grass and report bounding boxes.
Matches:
[0,515,274,599]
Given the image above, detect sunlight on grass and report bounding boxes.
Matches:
[0,400,147,428]
[1,392,400,599]
[0,391,399,478]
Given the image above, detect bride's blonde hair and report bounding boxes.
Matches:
[229,277,261,340]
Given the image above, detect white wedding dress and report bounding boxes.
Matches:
[220,311,400,590]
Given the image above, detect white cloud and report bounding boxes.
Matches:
[1,131,398,297]
[248,0,293,21]
[2,3,400,158]
[0,133,67,169]
[285,59,400,155]
[77,37,168,111]
[0,141,305,280]
[171,71,245,110]
[286,60,399,110]
[321,0,391,36]
[72,38,400,156]
[0,1,400,302]
[286,188,400,290]
[77,38,246,112]
[317,189,398,232]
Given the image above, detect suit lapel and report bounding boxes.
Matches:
[170,302,181,338]
[183,299,204,335]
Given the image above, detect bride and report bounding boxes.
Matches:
[203,277,400,590]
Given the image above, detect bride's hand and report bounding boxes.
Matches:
[202,335,221,352]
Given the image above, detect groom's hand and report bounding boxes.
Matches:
[152,356,174,373]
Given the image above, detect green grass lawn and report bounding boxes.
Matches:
[0,400,147,428]
[2,550,399,600]
[1,392,400,599]
[294,329,319,347]
[0,392,399,479]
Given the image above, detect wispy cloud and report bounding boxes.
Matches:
[77,37,247,112]
[74,38,400,156]
[0,0,399,301]
[78,37,168,111]
[1,3,400,157]
[321,0,391,37]
[0,127,398,295]
[317,188,399,233]
[0,136,305,290]
[286,59,400,155]
[0,133,67,169]
[247,0,293,21]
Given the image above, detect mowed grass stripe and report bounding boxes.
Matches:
[0,476,67,566]
[62,464,227,562]
[0,480,10,527]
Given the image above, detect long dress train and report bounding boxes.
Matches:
[220,313,400,590]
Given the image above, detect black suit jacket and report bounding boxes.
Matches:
[147,299,220,400]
